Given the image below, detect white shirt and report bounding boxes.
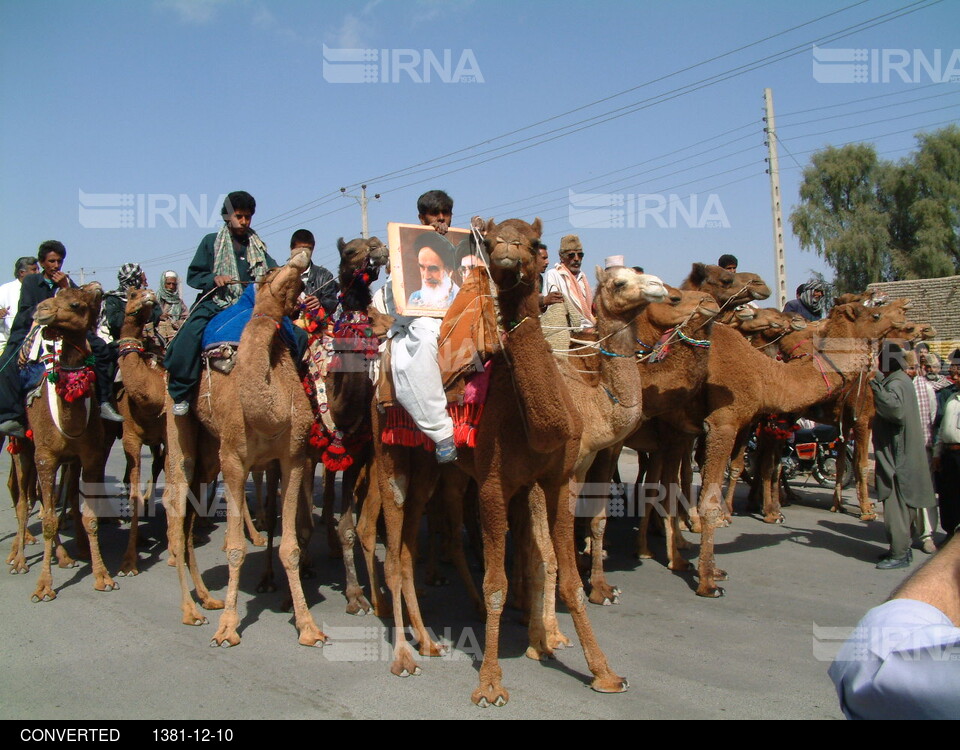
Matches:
[933,389,960,457]
[0,277,23,354]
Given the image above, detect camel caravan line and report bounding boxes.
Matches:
[4,220,930,706]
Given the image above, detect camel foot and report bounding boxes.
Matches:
[56,548,77,569]
[256,575,277,594]
[182,606,209,626]
[636,549,653,560]
[762,513,785,525]
[167,556,177,567]
[25,530,37,545]
[31,584,57,602]
[8,555,29,574]
[687,518,702,534]
[117,557,140,576]
[418,639,446,658]
[297,623,328,647]
[860,512,877,522]
[345,594,372,616]
[472,684,509,708]
[695,583,725,598]
[590,673,629,694]
[248,532,267,548]
[390,648,422,678]
[547,628,572,650]
[588,583,621,606]
[210,621,241,647]
[525,644,555,661]
[93,574,119,592]
[200,596,225,611]
[668,558,693,572]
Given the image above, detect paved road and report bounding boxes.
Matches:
[0,447,920,720]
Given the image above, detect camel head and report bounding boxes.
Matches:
[644,288,720,332]
[830,297,912,341]
[124,287,158,326]
[337,236,389,283]
[890,320,937,343]
[36,283,103,339]
[255,256,307,321]
[732,272,771,304]
[481,217,543,285]
[729,307,806,340]
[594,266,667,320]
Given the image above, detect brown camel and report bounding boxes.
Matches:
[370,218,628,706]
[164,252,326,647]
[9,283,117,600]
[582,287,722,600]
[695,300,912,596]
[296,236,388,613]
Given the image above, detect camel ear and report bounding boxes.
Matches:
[337,237,347,255]
[484,218,496,236]
[595,265,605,284]
[530,218,543,238]
[689,262,707,284]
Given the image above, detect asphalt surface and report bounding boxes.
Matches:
[0,446,926,721]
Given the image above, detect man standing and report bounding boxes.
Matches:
[164,191,276,416]
[871,341,938,569]
[536,242,563,312]
[907,351,940,553]
[933,363,960,540]
[544,234,595,331]
[0,256,38,355]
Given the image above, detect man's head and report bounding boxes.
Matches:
[718,254,738,272]
[162,271,179,292]
[118,262,145,290]
[878,340,907,377]
[417,190,453,228]
[290,228,315,262]
[904,351,919,380]
[559,235,584,274]
[37,240,66,278]
[222,191,256,239]
[13,256,38,281]
[537,242,549,274]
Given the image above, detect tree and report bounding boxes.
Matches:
[790,126,960,293]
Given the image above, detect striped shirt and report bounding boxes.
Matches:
[913,375,937,447]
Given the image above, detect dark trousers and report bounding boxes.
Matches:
[163,300,221,403]
[937,450,960,535]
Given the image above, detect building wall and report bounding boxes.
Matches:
[867,275,960,359]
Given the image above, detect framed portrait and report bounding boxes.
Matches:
[387,223,486,318]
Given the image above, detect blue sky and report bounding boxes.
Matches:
[1,0,957,302]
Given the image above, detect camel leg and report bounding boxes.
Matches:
[211,454,247,647]
[524,484,569,660]
[585,446,621,605]
[473,479,510,707]
[356,457,390,617]
[547,480,628,694]
[118,433,143,576]
[278,455,326,646]
[439,465,482,614]
[760,435,785,524]
[724,443,746,518]
[322,468,341,558]
[340,460,372,615]
[686,440,703,533]
[853,421,875,521]
[31,454,60,603]
[256,469,279,594]
[380,459,421,678]
[697,422,733,598]
[8,451,32,574]
[661,444,693,572]
[244,469,267,548]
[79,453,118,592]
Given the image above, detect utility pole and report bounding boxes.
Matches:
[68,268,96,284]
[340,185,380,239]
[763,88,787,310]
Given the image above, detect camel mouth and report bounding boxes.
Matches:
[638,275,667,302]
[492,255,519,270]
[289,250,311,271]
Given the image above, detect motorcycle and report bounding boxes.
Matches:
[742,421,855,489]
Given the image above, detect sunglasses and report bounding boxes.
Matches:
[563,252,585,259]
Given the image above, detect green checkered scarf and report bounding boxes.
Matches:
[212,224,269,308]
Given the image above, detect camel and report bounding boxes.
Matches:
[694,300,912,597]
[370,218,628,706]
[113,288,167,576]
[295,236,388,613]
[164,252,326,647]
[582,287,721,600]
[8,283,117,600]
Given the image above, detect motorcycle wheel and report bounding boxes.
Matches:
[814,445,856,488]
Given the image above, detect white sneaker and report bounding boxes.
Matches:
[172,401,190,417]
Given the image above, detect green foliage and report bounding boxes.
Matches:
[789,125,960,293]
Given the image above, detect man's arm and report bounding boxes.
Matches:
[870,373,906,425]
[891,534,960,625]
[316,267,339,316]
[186,234,217,292]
